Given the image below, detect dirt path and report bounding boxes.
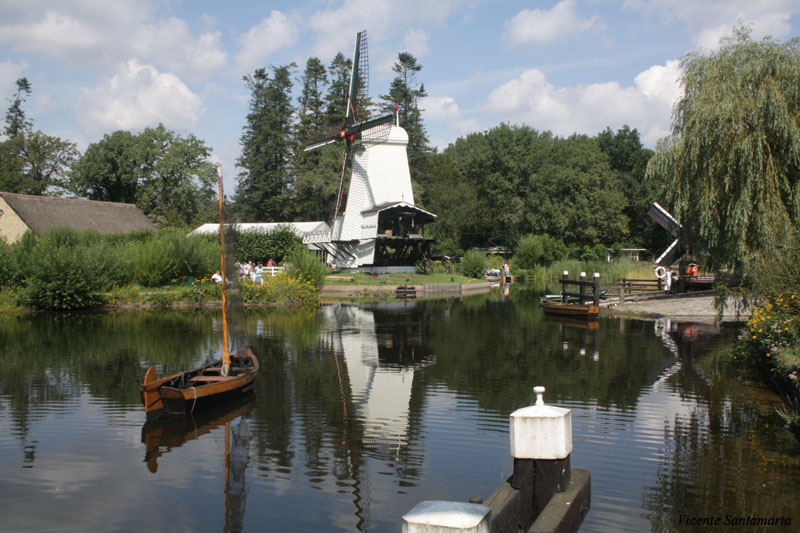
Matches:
[603,294,750,324]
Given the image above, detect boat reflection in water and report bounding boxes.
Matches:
[544,314,601,360]
[142,397,255,532]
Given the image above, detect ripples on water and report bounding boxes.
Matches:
[0,298,798,532]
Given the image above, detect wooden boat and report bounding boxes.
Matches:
[540,299,600,320]
[141,165,258,422]
[141,348,258,422]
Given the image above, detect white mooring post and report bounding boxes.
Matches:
[509,386,573,521]
[402,386,587,532]
[402,500,491,533]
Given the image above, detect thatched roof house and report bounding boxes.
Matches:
[0,192,156,244]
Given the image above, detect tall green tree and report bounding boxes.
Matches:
[0,78,78,195]
[423,124,628,251]
[596,125,657,249]
[4,77,32,138]
[646,26,800,281]
[296,57,328,144]
[70,130,139,203]
[135,125,217,227]
[236,65,296,222]
[70,126,216,227]
[325,53,351,127]
[380,52,430,182]
[293,58,340,221]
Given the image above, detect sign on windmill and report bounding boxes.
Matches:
[302,30,436,273]
[648,202,681,266]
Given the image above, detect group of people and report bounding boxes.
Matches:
[238,259,278,284]
[485,262,511,279]
[210,259,278,285]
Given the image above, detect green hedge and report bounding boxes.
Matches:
[236,225,302,264]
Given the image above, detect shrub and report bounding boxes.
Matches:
[23,244,104,310]
[513,234,567,269]
[461,250,487,279]
[285,246,327,289]
[0,240,13,287]
[130,229,217,287]
[236,225,302,264]
[734,295,800,388]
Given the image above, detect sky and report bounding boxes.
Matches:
[1,0,799,195]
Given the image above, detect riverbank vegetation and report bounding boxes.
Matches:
[0,226,321,312]
[647,27,800,428]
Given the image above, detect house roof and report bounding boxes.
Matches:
[361,201,437,219]
[189,221,329,236]
[0,192,156,235]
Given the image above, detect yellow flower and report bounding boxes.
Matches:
[753,335,757,339]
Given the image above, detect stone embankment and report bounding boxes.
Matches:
[603,292,750,324]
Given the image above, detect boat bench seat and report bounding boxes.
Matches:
[190,375,235,383]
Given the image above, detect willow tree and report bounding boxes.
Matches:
[647,26,800,288]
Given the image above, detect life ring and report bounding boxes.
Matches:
[686,263,699,277]
[654,266,666,279]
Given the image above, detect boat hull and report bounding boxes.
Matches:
[540,300,600,320]
[141,346,258,422]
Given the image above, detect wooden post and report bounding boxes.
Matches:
[579,272,586,305]
[561,271,569,303]
[593,273,600,306]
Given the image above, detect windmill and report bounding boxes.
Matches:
[303,31,436,272]
[648,202,681,266]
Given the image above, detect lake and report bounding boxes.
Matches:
[0,291,798,532]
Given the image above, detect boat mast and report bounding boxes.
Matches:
[217,165,230,376]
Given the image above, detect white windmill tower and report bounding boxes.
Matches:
[303,31,436,273]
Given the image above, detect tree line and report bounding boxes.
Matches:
[3,27,795,279]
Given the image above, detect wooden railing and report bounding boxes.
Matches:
[602,278,662,303]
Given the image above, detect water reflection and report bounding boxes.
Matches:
[1,298,799,532]
[141,396,256,473]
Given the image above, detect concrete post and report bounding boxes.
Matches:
[509,386,572,521]
[402,500,491,533]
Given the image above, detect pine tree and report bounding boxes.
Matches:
[235,65,296,222]
[325,53,351,127]
[380,52,430,182]
[294,57,340,221]
[4,77,32,138]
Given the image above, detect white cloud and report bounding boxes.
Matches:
[625,0,799,50]
[485,60,682,146]
[422,95,480,149]
[0,11,106,59]
[403,28,430,58]
[0,3,226,81]
[133,18,227,82]
[78,59,206,133]
[506,0,603,47]
[234,11,299,74]
[423,96,461,121]
[308,0,467,61]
